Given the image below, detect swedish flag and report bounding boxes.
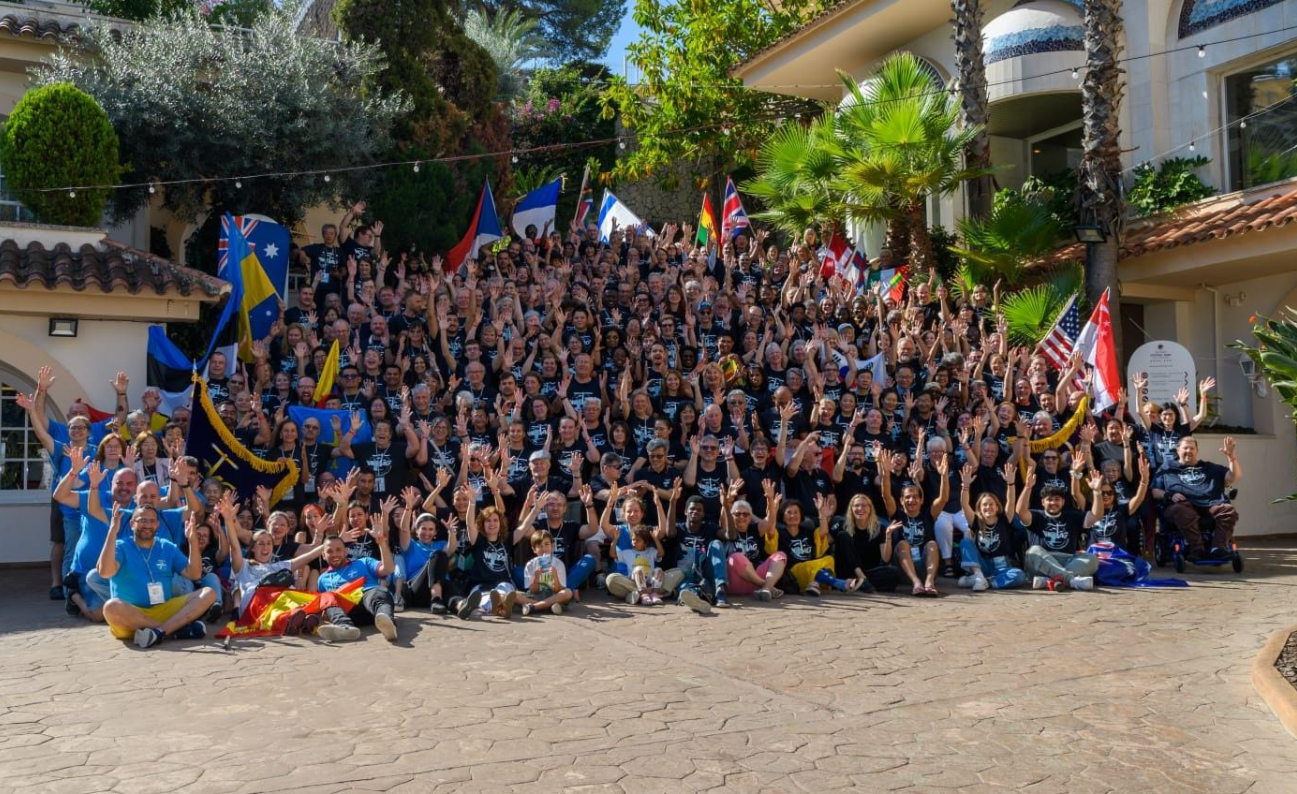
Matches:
[219,213,282,362]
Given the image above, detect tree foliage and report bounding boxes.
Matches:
[599,0,825,186]
[949,184,1068,283]
[0,83,122,227]
[1127,156,1214,217]
[511,63,617,226]
[34,10,407,233]
[478,0,622,65]
[1230,309,1297,502]
[83,0,273,26]
[742,114,840,236]
[463,6,541,98]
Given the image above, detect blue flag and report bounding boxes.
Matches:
[511,178,561,238]
[146,327,195,415]
[287,405,373,445]
[219,214,283,361]
[189,376,299,506]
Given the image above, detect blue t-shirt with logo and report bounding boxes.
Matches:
[72,490,131,574]
[318,557,383,592]
[110,537,189,606]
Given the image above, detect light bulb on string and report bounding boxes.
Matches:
[1198,45,1205,58]
[413,162,420,173]
[69,190,76,198]
[323,174,331,182]
[1240,119,1248,129]
[619,140,627,149]
[235,180,242,189]
[511,155,518,163]
[1188,141,1195,152]
[1071,67,1079,79]
[148,184,156,194]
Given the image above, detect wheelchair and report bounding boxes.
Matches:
[1152,503,1243,574]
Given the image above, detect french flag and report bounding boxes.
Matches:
[511,178,561,239]
[446,180,502,276]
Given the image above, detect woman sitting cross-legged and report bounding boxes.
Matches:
[396,486,455,614]
[773,494,864,597]
[219,493,327,635]
[956,462,1027,591]
[718,480,786,601]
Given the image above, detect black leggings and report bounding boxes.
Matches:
[402,551,449,608]
[833,529,903,592]
[323,587,393,628]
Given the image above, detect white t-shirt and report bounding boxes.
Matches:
[522,556,568,592]
[231,560,294,616]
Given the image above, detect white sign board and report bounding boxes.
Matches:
[1127,340,1197,416]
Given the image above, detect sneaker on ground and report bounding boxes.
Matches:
[430,598,447,615]
[458,586,483,620]
[714,587,731,608]
[374,612,398,642]
[317,623,361,642]
[1031,576,1052,590]
[956,574,975,588]
[551,602,563,615]
[1069,576,1094,591]
[626,590,641,605]
[171,620,206,641]
[756,588,773,602]
[971,573,989,592]
[134,627,164,648]
[392,595,406,614]
[679,589,713,615]
[595,573,607,589]
[521,604,534,617]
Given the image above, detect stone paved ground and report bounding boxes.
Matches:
[3,541,1297,794]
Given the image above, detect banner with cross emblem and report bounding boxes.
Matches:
[188,374,299,507]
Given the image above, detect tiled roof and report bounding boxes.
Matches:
[0,238,229,299]
[731,0,864,78]
[1037,181,1297,266]
[0,12,84,41]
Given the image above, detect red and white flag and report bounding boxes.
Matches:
[819,233,850,279]
[1075,288,1120,413]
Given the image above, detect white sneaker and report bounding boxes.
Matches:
[595,573,607,589]
[1070,576,1094,591]
[971,572,989,592]
[374,613,398,642]
[626,590,641,605]
[317,624,361,642]
[1031,576,1052,590]
[551,602,563,616]
[956,574,975,588]
[679,589,713,615]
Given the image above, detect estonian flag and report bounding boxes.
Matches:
[511,178,561,239]
[188,374,299,506]
[146,327,195,416]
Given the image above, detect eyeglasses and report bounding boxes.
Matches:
[1041,455,1059,461]
[701,446,719,452]
[649,452,667,458]
[341,373,359,380]
[1101,490,1115,496]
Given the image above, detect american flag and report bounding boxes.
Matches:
[720,176,750,239]
[1038,293,1081,369]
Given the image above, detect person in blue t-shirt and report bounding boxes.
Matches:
[315,502,399,643]
[52,448,139,623]
[99,505,215,649]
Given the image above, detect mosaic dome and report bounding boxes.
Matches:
[983,0,1085,65]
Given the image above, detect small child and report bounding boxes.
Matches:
[519,530,575,616]
[617,526,665,605]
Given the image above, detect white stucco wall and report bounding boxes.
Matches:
[0,314,150,565]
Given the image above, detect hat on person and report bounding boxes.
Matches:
[528,450,550,462]
[698,301,712,311]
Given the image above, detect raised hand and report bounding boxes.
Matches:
[86,461,106,488]
[1086,468,1104,492]
[37,365,55,393]
[401,485,420,508]
[960,462,975,487]
[110,371,129,394]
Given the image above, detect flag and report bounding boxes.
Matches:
[220,214,290,300]
[596,189,653,242]
[820,233,850,279]
[147,327,195,416]
[842,249,868,292]
[287,405,372,445]
[697,192,720,247]
[858,351,888,388]
[188,374,298,506]
[878,265,908,303]
[573,163,594,230]
[219,214,281,362]
[720,177,750,240]
[446,181,503,276]
[312,340,340,405]
[511,178,561,239]
[217,578,365,638]
[1077,288,1120,412]
[1037,293,1082,370]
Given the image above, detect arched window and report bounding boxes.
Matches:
[0,367,51,496]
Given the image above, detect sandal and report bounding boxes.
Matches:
[912,583,926,596]
[804,583,821,597]
[923,585,940,598]
[845,577,864,594]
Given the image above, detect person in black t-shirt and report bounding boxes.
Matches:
[339,417,422,498]
[1086,454,1149,553]
[1152,436,1241,560]
[1014,467,1103,591]
[956,461,1026,590]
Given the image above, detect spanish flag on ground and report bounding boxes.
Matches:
[217,578,365,638]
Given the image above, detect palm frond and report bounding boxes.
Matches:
[1000,284,1078,347]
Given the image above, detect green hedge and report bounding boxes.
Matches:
[0,83,121,227]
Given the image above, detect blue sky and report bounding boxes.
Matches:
[602,15,641,74]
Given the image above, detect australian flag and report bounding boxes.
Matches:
[189,375,299,507]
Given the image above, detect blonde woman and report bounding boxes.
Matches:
[831,493,905,593]
[957,462,1027,591]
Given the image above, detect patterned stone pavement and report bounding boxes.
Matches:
[3,540,1297,794]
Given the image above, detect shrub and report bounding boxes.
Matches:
[0,83,121,227]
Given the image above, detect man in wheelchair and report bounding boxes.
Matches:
[1151,436,1242,562]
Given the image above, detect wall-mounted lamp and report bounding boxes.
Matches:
[48,317,78,338]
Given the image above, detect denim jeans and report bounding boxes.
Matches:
[676,540,730,596]
[958,538,1027,589]
[566,554,597,590]
[60,514,81,582]
[81,569,112,609]
[173,572,224,607]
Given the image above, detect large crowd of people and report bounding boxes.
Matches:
[21,202,1245,647]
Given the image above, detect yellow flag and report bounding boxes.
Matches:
[312,339,339,405]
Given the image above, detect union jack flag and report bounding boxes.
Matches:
[218,215,260,272]
[1038,293,1081,370]
[720,177,750,240]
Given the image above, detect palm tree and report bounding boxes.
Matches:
[951,0,993,220]
[741,113,842,236]
[1077,0,1125,351]
[829,53,994,269]
[462,6,540,99]
[949,188,1067,283]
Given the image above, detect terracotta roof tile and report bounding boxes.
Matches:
[1036,182,1297,267]
[0,13,84,41]
[0,238,228,299]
